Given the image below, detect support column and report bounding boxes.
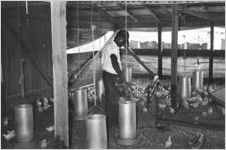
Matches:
[171,5,179,110]
[158,24,162,78]
[209,22,214,84]
[51,1,69,147]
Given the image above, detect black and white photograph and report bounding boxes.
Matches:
[1,0,225,149]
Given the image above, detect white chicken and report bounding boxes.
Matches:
[43,97,51,110]
[2,130,15,141]
[182,100,189,109]
[46,125,54,132]
[3,117,9,126]
[142,106,148,113]
[164,135,172,148]
[36,98,43,112]
[208,106,213,114]
[41,139,47,149]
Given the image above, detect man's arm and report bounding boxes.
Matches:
[110,54,123,82]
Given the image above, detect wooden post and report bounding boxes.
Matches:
[158,24,162,78]
[51,1,69,147]
[171,5,179,110]
[209,22,214,84]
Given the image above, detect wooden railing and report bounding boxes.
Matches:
[121,49,225,57]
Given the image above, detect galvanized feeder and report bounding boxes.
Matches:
[178,76,192,100]
[14,104,34,143]
[95,78,105,108]
[116,97,137,145]
[72,88,88,120]
[86,114,108,149]
[192,70,204,90]
[123,66,132,83]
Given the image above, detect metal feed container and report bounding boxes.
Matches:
[95,78,105,107]
[86,114,108,149]
[187,77,192,97]
[192,70,204,90]
[118,97,136,140]
[178,76,192,100]
[73,88,88,120]
[15,104,34,142]
[123,66,132,83]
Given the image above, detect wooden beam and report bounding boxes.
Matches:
[146,7,160,23]
[204,6,213,21]
[182,10,209,20]
[117,4,138,23]
[158,24,162,78]
[171,5,179,110]
[127,47,155,77]
[209,22,214,84]
[96,3,114,19]
[160,5,172,15]
[67,20,112,30]
[125,11,138,23]
[51,1,69,148]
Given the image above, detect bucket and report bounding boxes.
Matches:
[118,97,136,139]
[15,104,34,142]
[72,88,88,120]
[86,114,108,149]
[123,66,132,83]
[192,70,204,90]
[95,79,105,107]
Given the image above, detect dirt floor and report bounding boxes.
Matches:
[1,77,225,149]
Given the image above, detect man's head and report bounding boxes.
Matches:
[114,29,129,47]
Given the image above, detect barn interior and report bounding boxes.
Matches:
[1,1,225,149]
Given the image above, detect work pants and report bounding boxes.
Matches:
[102,71,119,128]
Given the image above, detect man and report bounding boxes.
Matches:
[101,29,129,128]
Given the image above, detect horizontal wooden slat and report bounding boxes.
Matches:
[121,49,225,57]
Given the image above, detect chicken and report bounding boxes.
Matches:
[46,125,54,132]
[169,107,175,115]
[3,117,9,126]
[190,102,199,109]
[41,139,47,148]
[201,111,208,117]
[43,97,51,110]
[142,106,148,113]
[2,130,15,141]
[164,135,172,148]
[189,133,205,149]
[182,100,189,109]
[208,86,215,93]
[36,98,43,112]
[200,100,208,106]
[208,106,213,114]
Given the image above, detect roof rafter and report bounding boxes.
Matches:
[145,7,160,23]
[96,3,114,20]
[116,4,138,23]
[203,6,213,21]
[182,10,210,20]
[160,5,172,15]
